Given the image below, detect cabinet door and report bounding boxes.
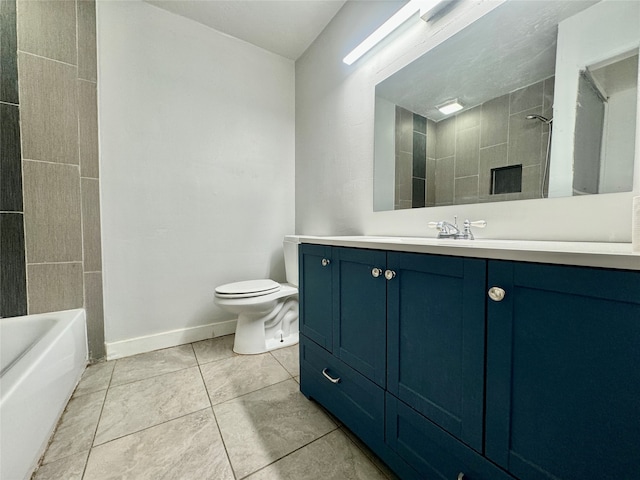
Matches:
[387,252,486,452]
[486,261,640,480]
[332,247,387,386]
[387,394,515,480]
[299,244,333,350]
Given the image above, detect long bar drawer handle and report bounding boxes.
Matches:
[322,368,341,384]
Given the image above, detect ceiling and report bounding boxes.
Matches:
[145,0,347,61]
[376,0,598,122]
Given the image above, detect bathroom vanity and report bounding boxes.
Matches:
[298,236,640,480]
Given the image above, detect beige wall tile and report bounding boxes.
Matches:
[85,271,105,360]
[454,175,479,205]
[19,53,79,164]
[27,262,83,314]
[23,160,82,263]
[77,0,97,81]
[81,177,102,271]
[435,156,454,206]
[78,80,99,178]
[17,0,76,65]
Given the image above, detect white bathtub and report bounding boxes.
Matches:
[0,309,87,480]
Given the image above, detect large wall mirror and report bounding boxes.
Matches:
[374,0,639,211]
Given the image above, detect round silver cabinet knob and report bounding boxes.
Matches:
[488,286,506,302]
[321,258,331,267]
[371,267,383,278]
[384,269,396,281]
[457,473,465,480]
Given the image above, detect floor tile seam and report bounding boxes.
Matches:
[194,352,239,368]
[34,448,90,475]
[236,427,340,480]
[209,376,297,408]
[108,361,200,389]
[89,405,215,451]
[78,388,110,479]
[207,404,239,480]
[39,381,110,467]
[73,360,116,399]
[71,386,108,399]
[195,351,238,479]
[338,426,394,480]
[268,350,297,378]
[86,388,112,441]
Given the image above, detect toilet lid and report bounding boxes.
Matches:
[215,279,281,298]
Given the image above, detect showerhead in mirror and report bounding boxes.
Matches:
[526,114,553,124]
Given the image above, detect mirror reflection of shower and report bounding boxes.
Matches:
[526,113,553,197]
[573,51,638,195]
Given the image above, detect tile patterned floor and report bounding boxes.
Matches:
[32,336,397,480]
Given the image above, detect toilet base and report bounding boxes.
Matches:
[233,330,299,355]
[232,296,299,355]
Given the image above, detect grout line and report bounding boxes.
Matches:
[80,361,115,479]
[193,342,239,480]
[27,261,83,266]
[107,362,199,390]
[238,428,340,480]
[22,158,80,168]
[17,50,78,69]
[88,406,214,450]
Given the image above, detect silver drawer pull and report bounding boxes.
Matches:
[371,267,383,278]
[488,286,506,302]
[322,368,341,384]
[384,269,396,281]
[321,258,331,267]
[457,473,465,480]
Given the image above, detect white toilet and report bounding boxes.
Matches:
[214,236,300,354]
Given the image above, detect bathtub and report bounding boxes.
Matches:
[0,309,87,480]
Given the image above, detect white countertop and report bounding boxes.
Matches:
[298,235,640,270]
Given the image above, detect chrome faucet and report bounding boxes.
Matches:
[428,216,486,240]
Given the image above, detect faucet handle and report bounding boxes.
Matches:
[427,222,440,229]
[464,220,486,228]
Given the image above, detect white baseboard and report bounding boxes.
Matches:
[106,319,237,360]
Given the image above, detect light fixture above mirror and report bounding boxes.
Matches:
[343,0,446,66]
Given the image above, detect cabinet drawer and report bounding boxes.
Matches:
[386,394,515,480]
[300,336,384,446]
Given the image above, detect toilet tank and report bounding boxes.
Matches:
[283,235,300,287]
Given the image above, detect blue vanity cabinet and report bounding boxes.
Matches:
[299,244,387,384]
[299,244,333,350]
[387,252,486,452]
[300,244,418,478]
[485,260,640,480]
[386,394,515,480]
[332,247,387,386]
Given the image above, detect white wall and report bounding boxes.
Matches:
[373,96,396,211]
[296,0,640,243]
[97,1,295,357]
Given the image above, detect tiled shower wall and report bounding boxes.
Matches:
[0,0,105,361]
[394,77,554,208]
[1,0,27,316]
[394,107,433,209]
